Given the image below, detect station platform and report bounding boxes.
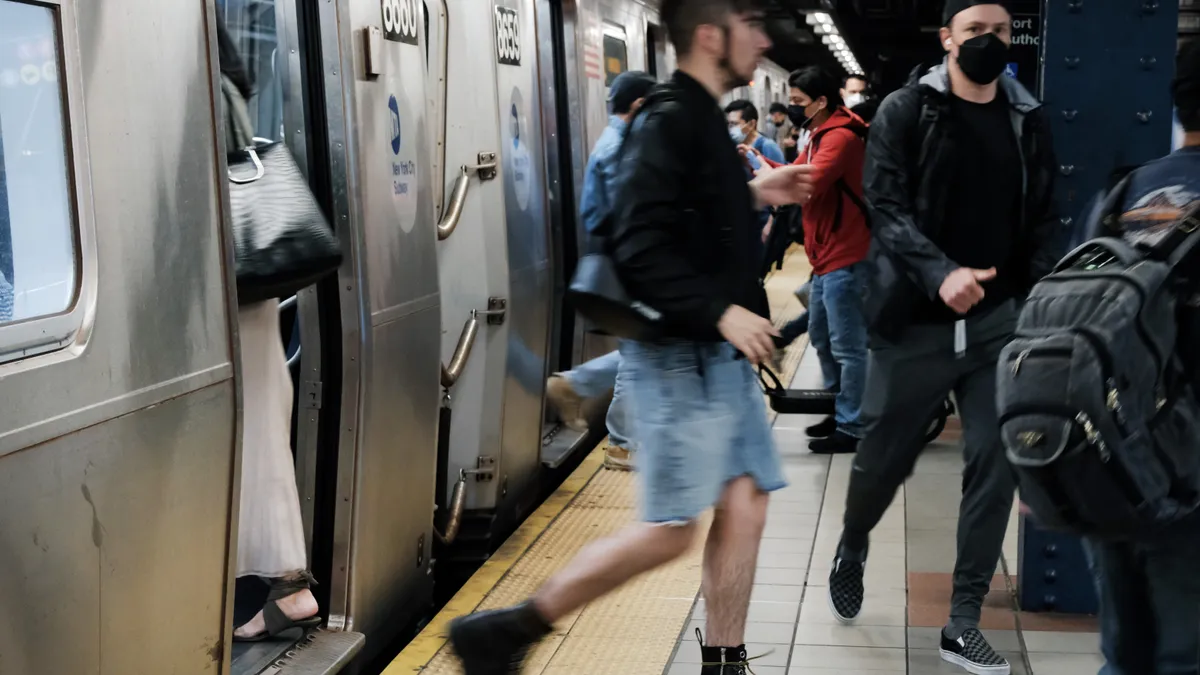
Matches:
[385,248,1104,675]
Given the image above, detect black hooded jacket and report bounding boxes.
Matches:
[862,61,1061,340]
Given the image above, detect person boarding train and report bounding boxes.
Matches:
[545,70,658,471]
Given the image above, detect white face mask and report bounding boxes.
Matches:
[845,92,866,108]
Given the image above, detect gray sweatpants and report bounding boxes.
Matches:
[842,301,1018,631]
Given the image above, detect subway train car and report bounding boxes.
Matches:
[0,0,703,674]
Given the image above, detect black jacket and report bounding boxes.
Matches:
[610,71,768,342]
[862,61,1061,339]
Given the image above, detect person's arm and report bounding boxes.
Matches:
[578,147,608,234]
[863,91,959,299]
[611,104,731,333]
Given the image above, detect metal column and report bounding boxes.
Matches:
[1017,0,1180,615]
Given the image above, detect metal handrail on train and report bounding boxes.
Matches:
[435,468,467,545]
[440,312,480,388]
[436,153,497,240]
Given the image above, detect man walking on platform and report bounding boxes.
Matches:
[825,2,1059,674]
[447,1,815,674]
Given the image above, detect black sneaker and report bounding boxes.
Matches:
[809,430,858,454]
[939,628,1011,675]
[448,602,552,675]
[805,416,837,438]
[827,549,866,623]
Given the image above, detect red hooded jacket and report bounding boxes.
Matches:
[765,107,870,275]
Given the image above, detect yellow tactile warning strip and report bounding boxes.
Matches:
[385,247,813,675]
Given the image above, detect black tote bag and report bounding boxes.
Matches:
[222,75,343,305]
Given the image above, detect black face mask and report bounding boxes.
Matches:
[956,33,1009,85]
[787,104,812,129]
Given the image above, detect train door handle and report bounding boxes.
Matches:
[436,152,498,240]
[439,299,507,388]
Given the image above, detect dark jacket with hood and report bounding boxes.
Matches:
[862,60,1061,340]
[609,71,769,343]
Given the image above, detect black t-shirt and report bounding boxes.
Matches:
[914,90,1023,323]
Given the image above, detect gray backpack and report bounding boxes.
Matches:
[997,194,1200,539]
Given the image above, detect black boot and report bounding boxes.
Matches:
[449,601,552,675]
[697,629,750,675]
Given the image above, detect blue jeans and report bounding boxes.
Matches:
[1087,535,1200,674]
[620,340,786,523]
[807,262,868,437]
[562,349,632,449]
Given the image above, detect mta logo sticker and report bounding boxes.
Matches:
[389,95,401,155]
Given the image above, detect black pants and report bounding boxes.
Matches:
[842,302,1018,629]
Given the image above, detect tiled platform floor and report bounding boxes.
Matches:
[664,348,1105,675]
[389,247,1106,675]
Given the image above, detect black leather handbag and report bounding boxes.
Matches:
[568,249,663,342]
[223,76,342,305]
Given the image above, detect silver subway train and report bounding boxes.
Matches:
[0,0,789,673]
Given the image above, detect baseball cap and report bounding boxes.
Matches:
[608,71,657,114]
[942,0,1011,26]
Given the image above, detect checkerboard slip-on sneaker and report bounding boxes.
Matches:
[939,628,1011,675]
[826,555,865,623]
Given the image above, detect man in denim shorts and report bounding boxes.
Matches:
[446,1,815,674]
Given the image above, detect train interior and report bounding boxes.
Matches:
[0,0,1191,674]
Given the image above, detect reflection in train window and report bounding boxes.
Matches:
[219,0,287,143]
[602,34,628,87]
[0,1,79,326]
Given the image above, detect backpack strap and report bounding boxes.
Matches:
[915,89,942,171]
[1096,173,1137,235]
[809,122,871,233]
[1165,202,1200,269]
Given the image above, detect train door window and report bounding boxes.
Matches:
[0,0,87,362]
[218,0,288,144]
[218,0,311,365]
[645,22,664,78]
[602,22,628,88]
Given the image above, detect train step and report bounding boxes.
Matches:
[235,629,365,675]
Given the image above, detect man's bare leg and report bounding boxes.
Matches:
[703,476,770,646]
[533,521,696,622]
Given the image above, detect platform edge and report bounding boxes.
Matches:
[381,447,607,673]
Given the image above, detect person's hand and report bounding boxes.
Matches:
[761,218,773,243]
[783,136,797,148]
[718,305,778,365]
[939,267,997,314]
[751,163,815,208]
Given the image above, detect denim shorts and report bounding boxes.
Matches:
[619,340,788,523]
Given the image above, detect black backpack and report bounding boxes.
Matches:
[996,177,1200,540]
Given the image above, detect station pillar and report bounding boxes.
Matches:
[1016,0,1180,616]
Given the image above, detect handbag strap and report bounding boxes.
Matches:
[221,74,255,152]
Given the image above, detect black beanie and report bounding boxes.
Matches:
[942,0,1011,26]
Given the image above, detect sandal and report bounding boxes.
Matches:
[234,571,322,642]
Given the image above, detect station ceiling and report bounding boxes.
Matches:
[761,0,1040,94]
